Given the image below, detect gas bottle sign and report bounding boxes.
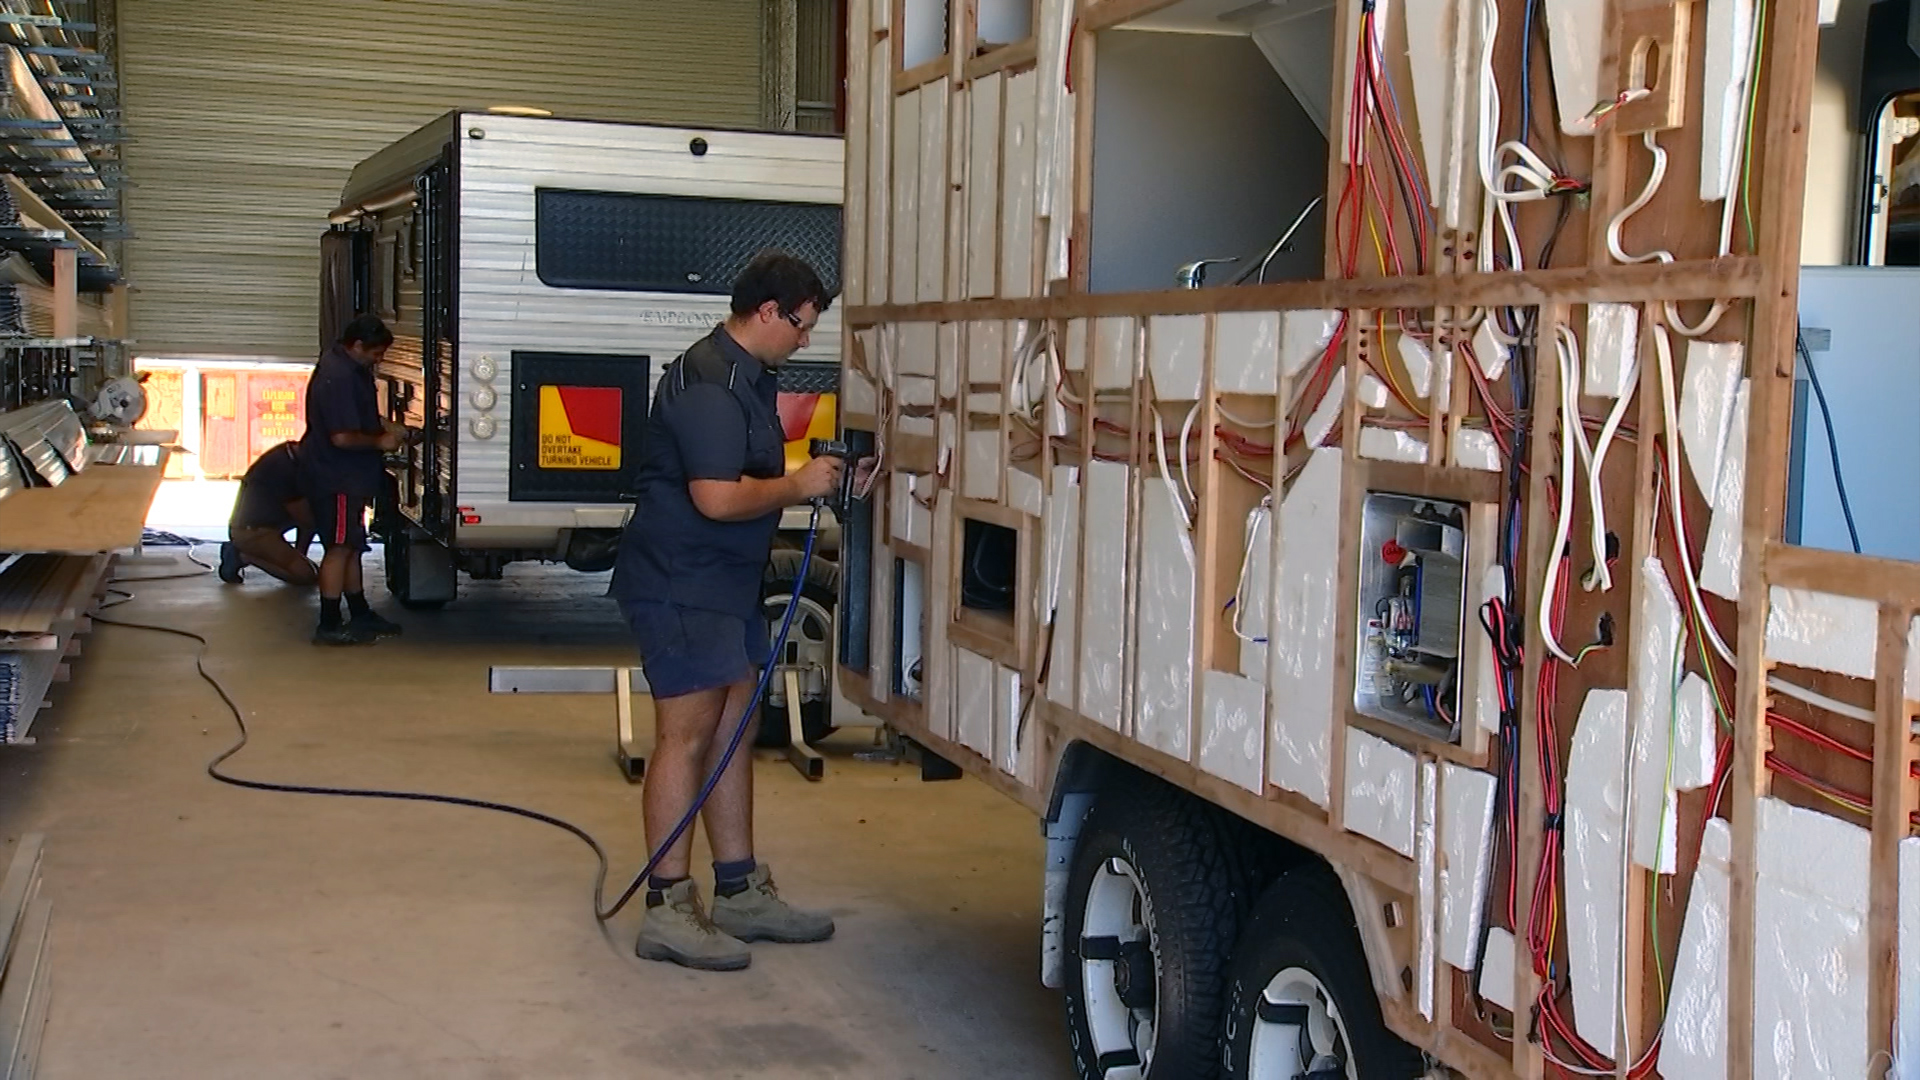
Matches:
[536,384,622,470]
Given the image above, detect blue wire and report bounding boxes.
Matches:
[1520,0,1538,147]
[1797,329,1862,554]
[626,505,824,888]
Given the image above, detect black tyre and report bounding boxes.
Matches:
[755,550,839,748]
[1221,866,1424,1080]
[1064,781,1257,1080]
[384,530,451,611]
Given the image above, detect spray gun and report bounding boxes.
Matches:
[807,434,872,521]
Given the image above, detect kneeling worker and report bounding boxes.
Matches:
[218,441,318,586]
[611,252,847,971]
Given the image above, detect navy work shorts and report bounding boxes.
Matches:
[311,492,369,553]
[620,601,770,699]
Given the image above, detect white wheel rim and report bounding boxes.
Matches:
[1247,967,1354,1080]
[1079,856,1158,1079]
[763,593,833,709]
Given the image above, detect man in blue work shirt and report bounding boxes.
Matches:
[612,252,845,971]
[301,315,405,646]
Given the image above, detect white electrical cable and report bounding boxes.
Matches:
[1767,674,1878,725]
[1151,405,1192,531]
[1229,497,1273,645]
[1177,401,1200,510]
[1583,350,1638,593]
[1541,329,1582,664]
[1216,400,1278,429]
[1653,322,1737,666]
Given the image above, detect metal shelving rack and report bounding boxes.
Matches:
[0,0,124,413]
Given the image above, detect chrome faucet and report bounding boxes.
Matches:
[1176,257,1239,289]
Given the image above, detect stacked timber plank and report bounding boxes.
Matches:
[0,837,52,1079]
[0,400,163,744]
[0,554,107,742]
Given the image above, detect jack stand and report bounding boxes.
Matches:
[779,666,825,782]
[488,666,647,783]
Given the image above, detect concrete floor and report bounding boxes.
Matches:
[0,549,1075,1079]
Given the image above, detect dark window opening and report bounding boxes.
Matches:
[534,189,842,295]
[961,518,1018,614]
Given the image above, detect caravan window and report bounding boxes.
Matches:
[534,190,842,296]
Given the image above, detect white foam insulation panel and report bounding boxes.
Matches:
[1092,317,1134,391]
[1701,0,1758,202]
[1303,369,1346,449]
[1545,0,1608,135]
[1478,926,1518,1012]
[967,71,1002,300]
[898,321,936,379]
[1585,302,1639,399]
[1359,426,1430,464]
[955,647,994,758]
[1660,817,1731,1079]
[1000,69,1038,299]
[1661,799,1887,1080]
[936,322,961,399]
[994,662,1026,780]
[1628,557,1687,874]
[891,471,933,548]
[1045,465,1081,709]
[917,79,949,303]
[1080,460,1129,730]
[1342,728,1418,858]
[1451,428,1501,472]
[1147,315,1205,401]
[1281,309,1343,378]
[1438,763,1499,972]
[1473,318,1510,381]
[865,39,891,305]
[1701,379,1751,600]
[1398,334,1436,400]
[926,493,956,739]
[891,87,921,304]
[1009,468,1044,518]
[1679,340,1744,506]
[1566,687,1630,1054]
[1765,585,1877,681]
[1199,670,1265,794]
[1416,759,1439,1019]
[1215,311,1281,397]
[1268,448,1342,806]
[969,320,1005,385]
[1238,501,1273,681]
[1135,480,1196,760]
[962,428,1003,504]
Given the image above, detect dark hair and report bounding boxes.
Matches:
[730,251,833,318]
[339,314,394,349]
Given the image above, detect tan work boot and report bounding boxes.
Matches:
[710,863,836,944]
[634,879,751,971]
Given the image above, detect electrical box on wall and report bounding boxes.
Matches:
[1353,493,1469,743]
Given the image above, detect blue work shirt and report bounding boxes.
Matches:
[611,325,787,618]
[230,441,304,531]
[300,344,385,499]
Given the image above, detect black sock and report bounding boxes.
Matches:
[319,597,342,629]
[345,591,371,618]
[713,858,757,898]
[645,874,688,908]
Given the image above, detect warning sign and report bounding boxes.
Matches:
[537,384,623,470]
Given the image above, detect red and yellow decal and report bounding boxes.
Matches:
[537,385,623,470]
[778,390,838,475]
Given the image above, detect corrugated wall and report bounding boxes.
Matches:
[117,0,767,361]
